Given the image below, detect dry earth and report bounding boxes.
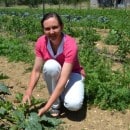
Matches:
[0,29,130,130]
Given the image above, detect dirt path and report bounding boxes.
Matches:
[0,56,130,130]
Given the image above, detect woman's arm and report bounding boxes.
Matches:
[38,62,73,116]
[22,57,43,105]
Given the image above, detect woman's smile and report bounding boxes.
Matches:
[43,17,63,45]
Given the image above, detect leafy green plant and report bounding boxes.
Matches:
[104,29,130,62]
[78,27,130,111]
[0,83,11,95]
[117,40,130,62]
[0,85,62,130]
[0,37,34,63]
[104,29,122,45]
[0,73,9,80]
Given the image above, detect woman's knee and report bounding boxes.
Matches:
[64,98,84,111]
[43,59,61,76]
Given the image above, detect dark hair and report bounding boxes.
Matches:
[41,12,63,28]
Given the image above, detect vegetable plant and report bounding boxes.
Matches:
[0,84,62,130]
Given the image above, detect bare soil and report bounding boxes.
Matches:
[0,29,130,130]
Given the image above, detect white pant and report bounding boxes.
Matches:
[43,59,85,111]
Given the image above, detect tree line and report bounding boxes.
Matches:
[0,0,88,7]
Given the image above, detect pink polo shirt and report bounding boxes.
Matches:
[35,34,85,77]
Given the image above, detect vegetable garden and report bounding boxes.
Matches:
[0,7,130,129]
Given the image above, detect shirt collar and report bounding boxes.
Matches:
[47,35,64,58]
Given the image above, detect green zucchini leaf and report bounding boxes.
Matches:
[0,83,11,94]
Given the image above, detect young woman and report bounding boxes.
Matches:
[22,12,86,117]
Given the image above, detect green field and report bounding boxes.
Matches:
[0,7,130,129]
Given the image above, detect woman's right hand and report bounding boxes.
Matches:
[22,90,32,105]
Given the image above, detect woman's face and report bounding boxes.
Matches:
[43,17,63,45]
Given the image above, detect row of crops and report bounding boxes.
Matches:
[0,7,130,129]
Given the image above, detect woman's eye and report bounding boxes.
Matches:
[44,28,50,31]
[52,26,58,29]
[44,26,59,31]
